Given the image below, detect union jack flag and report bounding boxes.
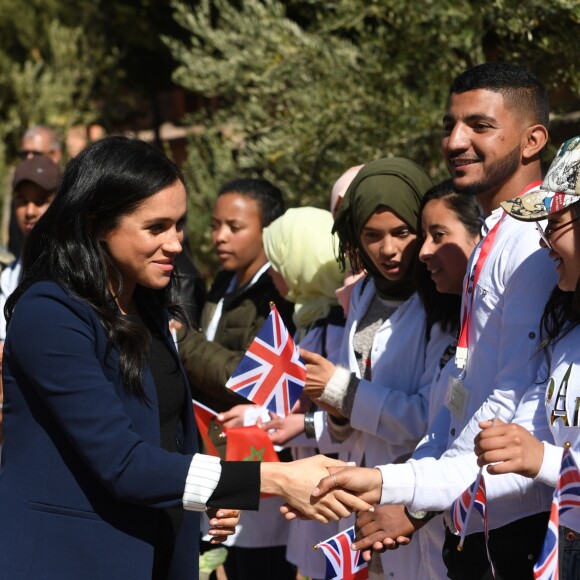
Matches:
[557,448,580,516]
[451,474,495,577]
[225,304,306,417]
[533,501,559,580]
[316,526,368,580]
[451,474,487,535]
[534,447,580,580]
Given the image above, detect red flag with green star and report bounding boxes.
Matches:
[225,425,279,462]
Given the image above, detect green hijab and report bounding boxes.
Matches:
[263,207,343,335]
[333,157,432,300]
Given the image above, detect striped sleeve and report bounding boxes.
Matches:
[182,453,222,511]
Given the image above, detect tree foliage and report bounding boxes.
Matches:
[166,0,580,219]
[0,0,186,231]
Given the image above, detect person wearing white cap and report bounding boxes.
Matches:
[474,135,580,579]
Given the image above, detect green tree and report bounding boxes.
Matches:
[166,0,580,269]
[0,0,186,238]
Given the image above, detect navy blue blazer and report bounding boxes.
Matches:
[0,281,200,579]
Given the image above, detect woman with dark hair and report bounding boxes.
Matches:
[0,137,368,580]
[178,176,295,579]
[415,179,483,336]
[379,179,482,578]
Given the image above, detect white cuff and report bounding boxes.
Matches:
[534,441,563,488]
[376,462,416,505]
[319,366,351,410]
[183,453,222,512]
[313,410,326,441]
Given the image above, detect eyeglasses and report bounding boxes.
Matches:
[16,149,46,160]
[535,216,579,247]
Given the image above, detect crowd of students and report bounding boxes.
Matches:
[0,60,578,580]
[189,62,580,579]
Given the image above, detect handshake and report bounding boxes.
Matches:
[262,456,416,559]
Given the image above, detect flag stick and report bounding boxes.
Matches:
[457,407,501,551]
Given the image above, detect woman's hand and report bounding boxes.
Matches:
[260,455,374,524]
[300,348,336,400]
[260,413,305,446]
[206,508,241,544]
[475,419,544,478]
[217,404,259,429]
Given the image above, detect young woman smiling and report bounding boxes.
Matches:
[0,137,370,580]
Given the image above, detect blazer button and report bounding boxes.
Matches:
[566,530,577,541]
[450,428,456,436]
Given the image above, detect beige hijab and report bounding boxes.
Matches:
[263,207,343,334]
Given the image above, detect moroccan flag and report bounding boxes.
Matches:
[224,425,279,463]
[192,400,221,457]
[316,526,368,580]
[225,304,306,417]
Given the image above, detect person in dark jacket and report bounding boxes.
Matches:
[0,138,370,580]
[179,177,294,413]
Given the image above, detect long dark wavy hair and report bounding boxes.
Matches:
[538,203,580,372]
[6,136,188,399]
[415,180,483,334]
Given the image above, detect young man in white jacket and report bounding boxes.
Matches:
[314,63,558,579]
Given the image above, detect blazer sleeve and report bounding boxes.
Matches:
[7,284,193,508]
[207,461,261,510]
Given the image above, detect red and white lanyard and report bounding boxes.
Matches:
[455,180,542,370]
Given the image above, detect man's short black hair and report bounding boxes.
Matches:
[218,177,285,227]
[450,62,550,128]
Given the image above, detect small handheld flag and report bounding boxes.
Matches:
[225,304,306,417]
[224,425,280,463]
[192,400,222,457]
[534,445,580,580]
[451,475,495,576]
[451,475,487,536]
[315,526,368,580]
[449,408,500,576]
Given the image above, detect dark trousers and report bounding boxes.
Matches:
[443,512,550,579]
[560,526,580,580]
